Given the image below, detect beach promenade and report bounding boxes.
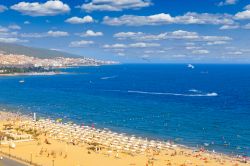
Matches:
[0,111,249,166]
[0,157,27,166]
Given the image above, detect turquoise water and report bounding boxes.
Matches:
[0,64,249,156]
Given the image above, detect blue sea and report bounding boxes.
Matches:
[0,64,249,156]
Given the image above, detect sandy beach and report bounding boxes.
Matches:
[0,111,249,166]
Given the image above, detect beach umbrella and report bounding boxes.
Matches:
[56,118,63,123]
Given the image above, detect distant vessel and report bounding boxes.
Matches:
[187,64,195,69]
[19,80,25,83]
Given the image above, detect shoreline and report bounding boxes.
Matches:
[1,109,248,158]
[0,110,249,166]
[0,71,69,77]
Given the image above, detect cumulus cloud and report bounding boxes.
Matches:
[113,30,199,41]
[235,5,250,20]
[0,26,9,33]
[65,16,94,24]
[192,49,210,54]
[242,23,250,29]
[47,30,69,37]
[117,52,125,56]
[69,40,94,47]
[114,32,144,39]
[103,44,127,49]
[218,0,237,6]
[11,0,70,16]
[219,24,239,30]
[144,49,169,54]
[81,0,152,12]
[130,42,160,48]
[24,21,30,24]
[113,30,232,44]
[20,30,69,38]
[20,33,44,38]
[206,41,228,45]
[0,27,19,38]
[103,12,234,26]
[0,37,27,43]
[168,30,199,39]
[227,51,243,55]
[8,24,21,30]
[78,30,103,37]
[0,5,8,12]
[185,46,201,50]
[200,36,232,41]
[103,42,160,49]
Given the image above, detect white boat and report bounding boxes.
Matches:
[187,64,195,69]
[19,80,25,83]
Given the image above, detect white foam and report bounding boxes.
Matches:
[100,75,118,80]
[126,90,218,97]
[188,89,201,93]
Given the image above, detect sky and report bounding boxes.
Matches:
[0,0,250,63]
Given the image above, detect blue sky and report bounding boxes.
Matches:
[0,0,250,63]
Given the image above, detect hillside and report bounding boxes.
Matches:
[0,42,81,59]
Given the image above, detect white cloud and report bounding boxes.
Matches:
[78,30,103,37]
[114,32,144,39]
[242,23,250,29]
[185,46,201,50]
[0,5,8,12]
[103,42,160,49]
[24,21,30,24]
[103,44,127,49]
[141,55,150,58]
[69,40,94,47]
[81,0,151,12]
[168,30,199,39]
[103,12,234,26]
[0,26,9,33]
[227,51,243,55]
[218,0,237,6]
[103,13,172,26]
[245,5,250,10]
[114,32,167,40]
[117,52,125,56]
[65,16,94,24]
[130,42,160,48]
[192,50,210,54]
[20,33,44,38]
[0,30,19,38]
[113,30,232,44]
[50,48,62,51]
[113,30,199,41]
[20,30,69,38]
[219,24,239,30]
[11,0,70,16]
[144,49,168,54]
[8,24,21,30]
[47,30,69,37]
[0,37,27,43]
[200,36,232,42]
[235,5,250,20]
[172,54,186,58]
[206,41,228,45]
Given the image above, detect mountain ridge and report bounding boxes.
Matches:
[0,42,82,59]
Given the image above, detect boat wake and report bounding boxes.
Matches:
[106,89,218,97]
[100,75,118,80]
